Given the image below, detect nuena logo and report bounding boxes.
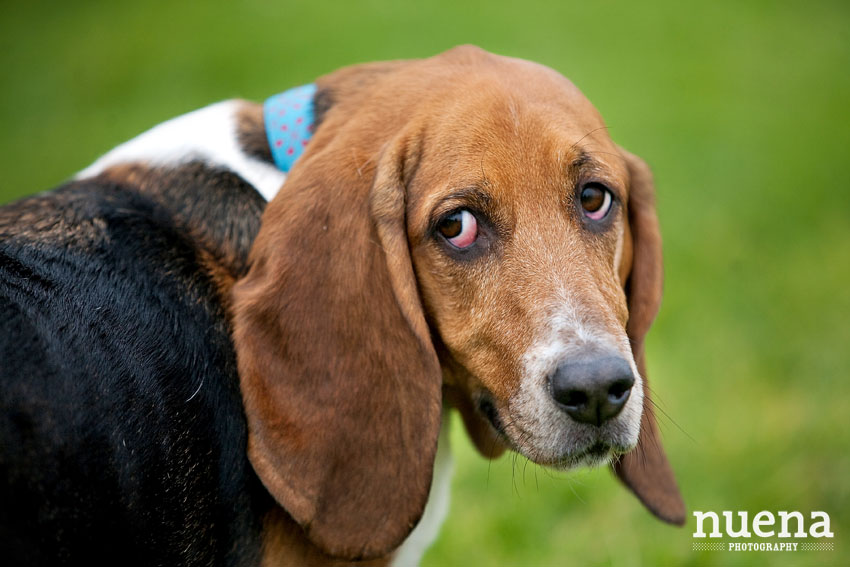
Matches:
[693,511,834,538]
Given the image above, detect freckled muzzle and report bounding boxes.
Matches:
[484,332,646,469]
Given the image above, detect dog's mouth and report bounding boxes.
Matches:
[559,441,613,468]
[582,441,610,458]
[476,392,628,469]
[477,395,505,437]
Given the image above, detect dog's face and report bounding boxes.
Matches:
[232,46,682,560]
[405,75,642,467]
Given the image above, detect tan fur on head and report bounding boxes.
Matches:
[232,45,683,561]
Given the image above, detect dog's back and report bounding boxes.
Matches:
[0,176,268,566]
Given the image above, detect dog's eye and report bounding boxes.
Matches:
[580,184,613,221]
[437,209,478,248]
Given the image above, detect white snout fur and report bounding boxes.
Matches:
[505,292,644,467]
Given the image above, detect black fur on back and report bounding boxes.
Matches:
[0,176,273,566]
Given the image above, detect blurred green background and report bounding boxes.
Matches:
[2,0,848,565]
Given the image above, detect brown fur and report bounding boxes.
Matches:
[260,508,390,567]
[232,46,684,562]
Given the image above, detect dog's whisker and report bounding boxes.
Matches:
[645,385,695,443]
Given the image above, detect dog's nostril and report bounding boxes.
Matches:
[559,389,588,410]
[550,356,635,426]
[608,377,633,405]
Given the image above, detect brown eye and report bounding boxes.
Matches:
[437,209,478,248]
[580,184,613,221]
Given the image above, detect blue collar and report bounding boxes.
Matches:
[263,83,317,172]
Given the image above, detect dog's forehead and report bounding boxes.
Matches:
[415,54,626,171]
[410,75,628,217]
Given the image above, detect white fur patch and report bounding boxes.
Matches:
[392,415,453,567]
[76,100,288,202]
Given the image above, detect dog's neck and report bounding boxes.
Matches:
[78,100,288,202]
[74,92,318,281]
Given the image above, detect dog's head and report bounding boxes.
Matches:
[232,45,684,560]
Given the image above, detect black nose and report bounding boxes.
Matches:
[550,356,635,426]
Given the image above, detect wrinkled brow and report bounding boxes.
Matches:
[571,150,593,170]
[570,150,608,175]
[569,150,626,186]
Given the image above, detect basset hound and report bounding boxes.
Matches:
[0,46,684,566]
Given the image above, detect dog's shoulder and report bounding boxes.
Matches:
[0,178,269,566]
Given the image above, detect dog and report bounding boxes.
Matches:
[0,46,684,566]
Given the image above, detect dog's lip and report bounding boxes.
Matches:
[476,395,505,437]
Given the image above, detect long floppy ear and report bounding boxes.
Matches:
[612,147,686,526]
[231,117,442,559]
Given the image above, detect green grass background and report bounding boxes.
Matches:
[2,1,848,565]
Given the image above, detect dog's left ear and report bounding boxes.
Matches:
[612,147,686,525]
[231,102,442,558]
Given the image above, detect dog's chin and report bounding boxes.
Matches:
[547,442,615,470]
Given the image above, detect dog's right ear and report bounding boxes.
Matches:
[611,147,685,526]
[230,65,444,560]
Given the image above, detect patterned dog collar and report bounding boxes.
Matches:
[263,83,317,172]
